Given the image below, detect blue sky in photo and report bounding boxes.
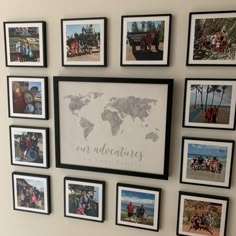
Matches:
[127,21,162,32]
[28,82,41,91]
[66,24,100,37]
[121,189,155,207]
[188,143,228,158]
[18,178,45,192]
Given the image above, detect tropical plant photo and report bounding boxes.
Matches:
[183,79,236,129]
[187,11,236,65]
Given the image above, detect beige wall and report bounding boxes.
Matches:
[0,0,236,235]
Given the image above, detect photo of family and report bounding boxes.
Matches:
[10,126,49,168]
[116,183,161,231]
[187,11,236,65]
[121,14,171,65]
[62,18,106,66]
[12,172,50,214]
[8,76,48,119]
[181,137,234,188]
[177,192,229,236]
[4,21,46,67]
[183,79,236,129]
[64,177,105,222]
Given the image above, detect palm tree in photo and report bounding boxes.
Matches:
[218,85,228,108]
[210,85,221,106]
[198,85,204,109]
[204,85,212,111]
[141,21,146,32]
[191,85,199,109]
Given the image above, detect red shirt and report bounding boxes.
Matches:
[127,204,134,213]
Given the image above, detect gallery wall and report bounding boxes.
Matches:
[0,0,236,235]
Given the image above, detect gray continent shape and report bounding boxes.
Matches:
[80,117,94,139]
[65,92,103,115]
[101,109,123,136]
[107,96,157,121]
[102,96,157,136]
[145,132,159,142]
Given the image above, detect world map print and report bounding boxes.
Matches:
[65,92,159,142]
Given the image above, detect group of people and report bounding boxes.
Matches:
[15,39,35,62]
[190,156,223,174]
[204,106,219,123]
[67,25,100,57]
[188,212,214,235]
[20,186,42,209]
[198,30,230,54]
[130,30,160,53]
[75,190,92,215]
[12,81,42,115]
[15,133,40,162]
[68,39,93,57]
[126,202,147,223]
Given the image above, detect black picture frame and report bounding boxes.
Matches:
[12,172,51,215]
[10,125,50,169]
[177,191,229,236]
[186,10,236,66]
[120,14,172,66]
[64,177,105,222]
[54,76,173,179]
[182,78,236,130]
[116,183,161,231]
[180,136,234,188]
[61,17,107,67]
[7,76,49,120]
[4,21,47,67]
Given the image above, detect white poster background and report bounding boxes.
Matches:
[59,81,169,174]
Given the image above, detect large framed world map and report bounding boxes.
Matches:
[54,77,173,179]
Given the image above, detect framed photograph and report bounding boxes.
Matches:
[121,14,171,66]
[187,11,236,66]
[180,137,234,188]
[177,191,229,236]
[64,177,105,222]
[61,17,107,66]
[7,76,48,119]
[12,172,51,215]
[116,183,161,231]
[183,78,236,130]
[54,76,173,179]
[10,126,49,168]
[4,21,47,67]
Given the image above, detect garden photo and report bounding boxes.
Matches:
[10,126,49,168]
[183,79,236,129]
[8,76,48,119]
[181,137,234,188]
[187,11,236,65]
[12,172,50,214]
[121,14,171,65]
[64,177,105,222]
[177,192,229,236]
[116,183,161,231]
[4,21,46,67]
[61,18,106,66]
